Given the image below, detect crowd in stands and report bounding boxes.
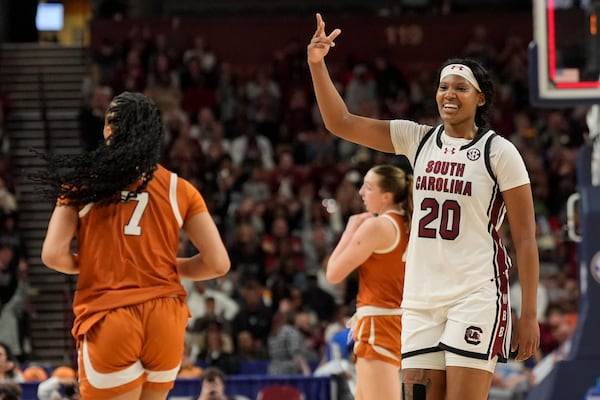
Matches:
[0,87,31,371]
[0,11,592,400]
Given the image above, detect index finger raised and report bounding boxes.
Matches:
[314,13,325,37]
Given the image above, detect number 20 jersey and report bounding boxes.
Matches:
[390,121,530,308]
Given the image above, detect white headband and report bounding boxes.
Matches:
[440,64,481,92]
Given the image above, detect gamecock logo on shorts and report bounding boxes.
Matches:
[464,326,483,345]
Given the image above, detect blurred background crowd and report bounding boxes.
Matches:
[0,0,590,398]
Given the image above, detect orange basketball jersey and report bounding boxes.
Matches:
[70,164,207,338]
[356,210,408,309]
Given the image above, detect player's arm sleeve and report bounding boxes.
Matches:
[389,119,432,164]
[176,177,230,280]
[177,177,208,222]
[41,204,79,274]
[491,137,531,192]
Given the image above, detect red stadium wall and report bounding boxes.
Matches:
[90,12,532,72]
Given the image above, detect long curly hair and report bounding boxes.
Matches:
[31,92,164,207]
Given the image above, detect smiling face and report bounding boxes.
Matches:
[436,74,485,132]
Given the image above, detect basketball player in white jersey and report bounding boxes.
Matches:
[307,13,540,400]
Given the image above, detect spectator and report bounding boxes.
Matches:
[261,216,304,275]
[530,310,576,387]
[0,239,19,306]
[182,35,218,86]
[0,342,23,383]
[196,321,240,375]
[0,177,16,215]
[92,37,119,85]
[509,266,550,324]
[1,212,29,272]
[461,24,496,67]
[266,300,311,376]
[37,366,79,400]
[111,49,147,94]
[227,222,266,285]
[538,303,576,357]
[344,64,378,115]
[0,278,28,361]
[186,281,239,331]
[0,382,21,400]
[215,62,243,138]
[198,367,250,400]
[313,327,356,400]
[177,340,203,379]
[240,166,271,205]
[0,91,11,153]
[298,184,336,272]
[78,85,113,152]
[190,297,231,334]
[372,51,410,103]
[231,279,273,351]
[229,120,275,170]
[146,53,182,117]
[235,330,268,362]
[179,56,218,119]
[300,124,338,165]
[488,359,530,400]
[267,150,306,200]
[294,310,325,362]
[244,67,282,143]
[302,273,336,323]
[166,118,204,180]
[80,62,105,104]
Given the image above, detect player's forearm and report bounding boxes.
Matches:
[515,240,540,318]
[41,251,79,275]
[177,253,230,280]
[327,228,354,265]
[308,60,352,136]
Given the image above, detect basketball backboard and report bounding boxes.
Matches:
[530,0,600,106]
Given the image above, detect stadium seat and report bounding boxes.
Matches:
[256,384,304,400]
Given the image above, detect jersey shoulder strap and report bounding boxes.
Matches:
[414,125,440,164]
[483,131,498,184]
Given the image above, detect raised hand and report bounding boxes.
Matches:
[307,13,342,64]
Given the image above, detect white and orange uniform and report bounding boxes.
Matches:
[70,164,207,398]
[351,210,408,367]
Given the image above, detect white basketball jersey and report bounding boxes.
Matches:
[402,125,514,308]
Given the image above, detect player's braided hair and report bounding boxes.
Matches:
[440,57,495,130]
[31,92,164,207]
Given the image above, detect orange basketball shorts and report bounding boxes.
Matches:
[353,314,402,367]
[77,296,189,399]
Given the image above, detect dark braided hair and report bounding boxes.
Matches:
[438,57,495,130]
[31,92,164,207]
